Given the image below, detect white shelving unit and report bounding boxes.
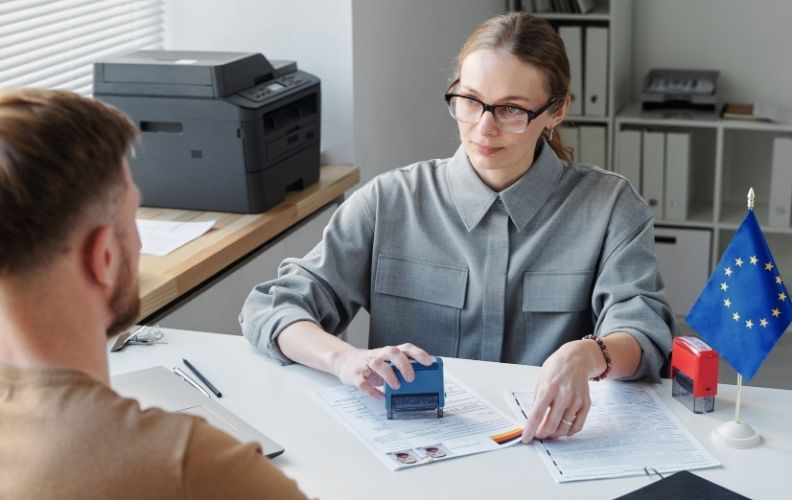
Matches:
[524,0,633,170]
[616,103,792,277]
[519,1,792,321]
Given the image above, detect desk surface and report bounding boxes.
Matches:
[108,329,792,500]
[135,165,359,321]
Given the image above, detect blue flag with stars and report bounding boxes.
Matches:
[686,210,792,380]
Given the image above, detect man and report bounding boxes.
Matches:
[0,89,306,499]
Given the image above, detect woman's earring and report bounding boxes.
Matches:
[547,128,554,141]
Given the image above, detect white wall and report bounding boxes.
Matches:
[163,1,506,345]
[164,0,354,164]
[632,0,792,107]
[351,0,505,183]
[163,0,505,181]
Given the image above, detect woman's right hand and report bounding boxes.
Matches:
[330,343,434,400]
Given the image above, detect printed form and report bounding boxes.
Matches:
[315,375,523,470]
[507,382,720,483]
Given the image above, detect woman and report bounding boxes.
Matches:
[241,13,675,443]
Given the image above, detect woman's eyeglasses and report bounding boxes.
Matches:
[444,93,558,134]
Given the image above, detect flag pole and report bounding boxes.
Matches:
[733,188,755,424]
[734,373,743,423]
[711,188,761,448]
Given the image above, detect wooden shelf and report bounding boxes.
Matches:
[135,164,360,321]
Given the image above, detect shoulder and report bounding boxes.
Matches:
[105,390,306,498]
[563,162,651,223]
[354,156,450,200]
[339,157,451,223]
[182,420,306,499]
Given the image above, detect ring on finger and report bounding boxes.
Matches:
[560,417,575,427]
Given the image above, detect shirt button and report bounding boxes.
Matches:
[496,197,504,207]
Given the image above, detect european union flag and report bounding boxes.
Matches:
[686,210,792,380]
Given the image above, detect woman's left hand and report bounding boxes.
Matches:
[521,340,599,442]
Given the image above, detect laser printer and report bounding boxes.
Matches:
[94,50,320,213]
[641,69,720,117]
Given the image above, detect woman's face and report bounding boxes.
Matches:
[456,48,566,190]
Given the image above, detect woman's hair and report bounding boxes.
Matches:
[450,12,574,163]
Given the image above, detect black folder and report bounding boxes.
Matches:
[615,470,750,499]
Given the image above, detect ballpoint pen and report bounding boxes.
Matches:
[172,367,211,398]
[183,358,223,398]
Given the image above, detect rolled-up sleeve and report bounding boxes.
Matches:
[592,186,677,381]
[240,184,376,364]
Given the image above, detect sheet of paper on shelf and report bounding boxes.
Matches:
[754,103,792,125]
[315,374,523,471]
[506,382,720,483]
[137,219,215,256]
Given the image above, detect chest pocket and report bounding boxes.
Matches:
[370,254,468,356]
[521,269,595,353]
[522,270,594,312]
[509,270,595,365]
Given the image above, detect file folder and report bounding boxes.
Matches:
[664,132,691,220]
[616,470,749,500]
[642,131,665,219]
[559,26,583,116]
[579,125,607,168]
[616,129,642,192]
[584,26,608,116]
[768,137,792,228]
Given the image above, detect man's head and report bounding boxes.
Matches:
[0,89,140,336]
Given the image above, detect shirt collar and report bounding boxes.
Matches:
[446,140,565,232]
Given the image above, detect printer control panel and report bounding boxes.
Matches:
[238,74,307,103]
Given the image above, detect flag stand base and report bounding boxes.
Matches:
[711,420,761,448]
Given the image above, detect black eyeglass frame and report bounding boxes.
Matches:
[443,93,560,132]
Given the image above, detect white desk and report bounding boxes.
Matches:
[108,329,792,499]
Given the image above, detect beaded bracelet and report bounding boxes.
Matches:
[582,334,612,381]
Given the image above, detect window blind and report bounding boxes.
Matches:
[0,0,164,96]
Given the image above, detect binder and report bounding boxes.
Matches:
[642,131,665,219]
[563,125,580,161]
[664,132,691,220]
[559,26,583,116]
[575,0,596,14]
[616,129,642,192]
[584,26,608,116]
[768,137,792,228]
[578,125,607,168]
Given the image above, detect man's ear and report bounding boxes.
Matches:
[82,225,117,290]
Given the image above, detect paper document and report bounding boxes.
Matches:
[315,375,523,470]
[506,382,720,483]
[754,103,792,125]
[137,219,215,256]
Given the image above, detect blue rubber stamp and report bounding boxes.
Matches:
[385,358,445,419]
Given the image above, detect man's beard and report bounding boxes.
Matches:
[106,241,140,338]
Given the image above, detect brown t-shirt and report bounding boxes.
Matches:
[0,365,307,500]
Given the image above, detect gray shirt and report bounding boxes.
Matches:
[241,142,676,381]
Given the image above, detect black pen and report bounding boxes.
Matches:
[182,358,222,398]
